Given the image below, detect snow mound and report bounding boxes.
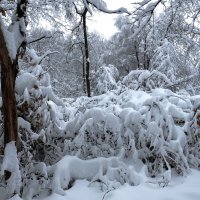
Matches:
[16,72,38,95]
[51,155,145,195]
[0,142,21,198]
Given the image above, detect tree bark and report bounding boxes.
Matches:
[0,28,19,149]
[80,45,86,93]
[0,0,27,150]
[134,42,140,69]
[83,9,91,97]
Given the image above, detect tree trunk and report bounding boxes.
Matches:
[0,28,19,149]
[83,9,91,97]
[80,45,86,94]
[134,42,140,69]
[0,0,27,151]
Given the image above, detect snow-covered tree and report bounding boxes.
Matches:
[103,0,200,92]
[94,64,119,95]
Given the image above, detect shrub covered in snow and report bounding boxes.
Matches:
[94,64,119,95]
[185,97,200,168]
[0,50,67,199]
[63,88,192,177]
[122,70,172,91]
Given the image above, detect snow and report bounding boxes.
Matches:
[41,86,64,106]
[11,63,200,199]
[122,70,172,91]
[26,49,58,67]
[85,0,130,15]
[0,142,21,197]
[0,0,200,199]
[18,117,39,140]
[8,194,23,200]
[0,17,17,60]
[0,10,26,60]
[2,56,200,200]
[137,0,152,7]
[110,170,200,200]
[16,72,38,95]
[50,155,143,195]
[95,65,119,94]
[36,169,200,200]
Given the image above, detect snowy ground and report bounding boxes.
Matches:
[36,169,200,200]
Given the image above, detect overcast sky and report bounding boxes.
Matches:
[88,0,134,39]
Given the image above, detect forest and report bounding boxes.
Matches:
[0,0,200,200]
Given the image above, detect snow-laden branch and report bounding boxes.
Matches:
[27,31,63,44]
[132,0,163,37]
[165,74,199,89]
[84,0,131,15]
[27,49,59,65]
[0,2,15,13]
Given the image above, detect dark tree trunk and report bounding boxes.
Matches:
[0,28,19,149]
[0,0,27,150]
[82,55,86,94]
[83,9,91,97]
[143,35,150,70]
[134,42,140,69]
[80,45,86,93]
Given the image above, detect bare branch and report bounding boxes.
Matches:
[27,31,63,44]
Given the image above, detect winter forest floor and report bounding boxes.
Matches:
[34,169,200,200]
